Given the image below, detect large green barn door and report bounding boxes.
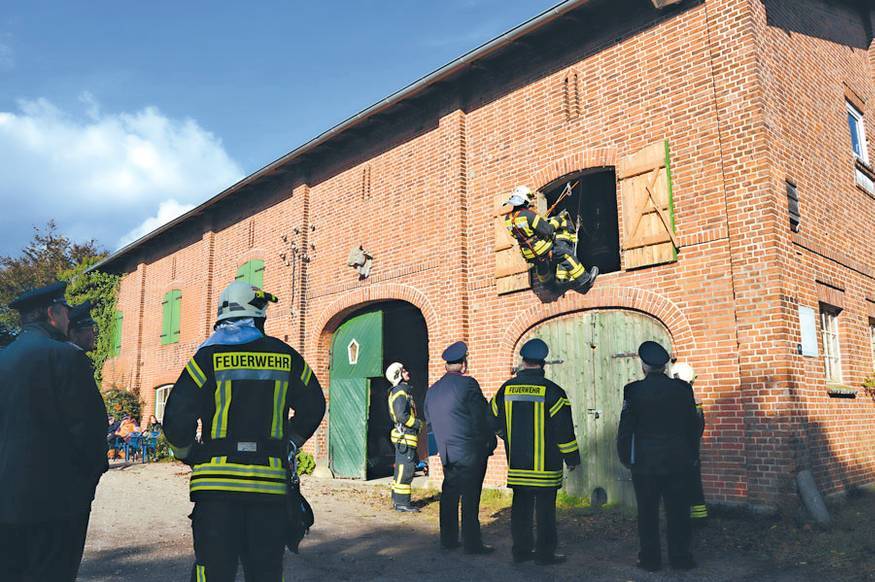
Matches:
[529,310,671,508]
[329,310,383,479]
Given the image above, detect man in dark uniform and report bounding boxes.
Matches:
[424,341,495,554]
[617,341,699,572]
[163,281,326,582]
[386,361,422,512]
[0,282,109,581]
[68,300,98,353]
[490,338,580,565]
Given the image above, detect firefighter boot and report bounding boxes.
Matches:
[573,266,599,294]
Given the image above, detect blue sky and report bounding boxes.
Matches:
[0,0,560,255]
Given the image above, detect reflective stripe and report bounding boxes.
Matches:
[508,469,563,477]
[191,479,286,495]
[491,397,498,416]
[300,362,312,386]
[534,401,544,472]
[507,476,563,487]
[390,429,418,446]
[192,462,286,480]
[505,400,513,457]
[549,397,570,417]
[507,394,544,403]
[215,369,289,382]
[557,440,579,453]
[690,504,708,518]
[388,390,407,424]
[186,359,207,388]
[211,380,232,439]
[271,380,289,438]
[404,414,417,428]
[196,564,206,582]
[269,456,282,469]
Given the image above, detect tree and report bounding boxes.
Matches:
[0,221,104,344]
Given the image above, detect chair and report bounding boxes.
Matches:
[126,433,142,463]
[141,432,160,462]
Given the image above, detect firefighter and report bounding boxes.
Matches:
[671,362,708,524]
[163,281,326,582]
[490,338,580,566]
[386,362,422,512]
[0,282,108,581]
[549,210,598,293]
[617,342,699,572]
[504,185,556,285]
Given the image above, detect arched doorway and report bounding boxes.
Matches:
[521,309,672,507]
[328,301,428,480]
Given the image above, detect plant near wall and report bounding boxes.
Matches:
[103,388,142,421]
[61,258,120,386]
[863,373,875,399]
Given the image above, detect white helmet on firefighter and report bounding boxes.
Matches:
[385,362,405,387]
[671,362,696,384]
[215,280,278,323]
[506,185,535,207]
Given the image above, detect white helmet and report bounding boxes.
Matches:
[671,362,696,384]
[385,362,405,386]
[506,185,535,207]
[216,281,278,323]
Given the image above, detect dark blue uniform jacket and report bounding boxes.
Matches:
[424,371,494,466]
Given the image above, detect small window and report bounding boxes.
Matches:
[819,304,842,383]
[154,385,173,423]
[111,310,123,357]
[847,101,869,164]
[161,290,182,345]
[786,181,800,232]
[235,259,265,289]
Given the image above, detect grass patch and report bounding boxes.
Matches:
[480,488,512,511]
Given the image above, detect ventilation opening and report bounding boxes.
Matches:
[542,169,621,275]
[591,487,608,508]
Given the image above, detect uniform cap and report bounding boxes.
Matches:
[69,300,97,330]
[385,362,404,386]
[9,281,69,312]
[520,338,549,362]
[638,341,670,367]
[441,341,468,363]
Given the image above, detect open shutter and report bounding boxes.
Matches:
[618,140,678,269]
[494,192,547,295]
[112,311,123,356]
[160,293,171,345]
[170,290,182,343]
[235,262,249,282]
[250,259,265,289]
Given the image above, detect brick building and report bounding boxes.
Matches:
[96,0,875,511]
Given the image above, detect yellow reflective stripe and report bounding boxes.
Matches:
[192,463,286,479]
[397,463,405,485]
[211,379,232,439]
[549,397,569,417]
[491,397,498,416]
[196,564,205,582]
[557,440,578,453]
[300,362,312,386]
[505,400,513,457]
[191,479,286,495]
[507,477,563,487]
[186,360,207,388]
[404,414,417,428]
[531,214,541,228]
[269,456,281,468]
[271,380,289,438]
[508,469,562,477]
[534,401,544,472]
[392,484,412,493]
[388,390,407,423]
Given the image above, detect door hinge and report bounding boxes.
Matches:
[611,352,638,358]
[544,359,564,365]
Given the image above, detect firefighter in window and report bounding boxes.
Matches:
[503,185,598,293]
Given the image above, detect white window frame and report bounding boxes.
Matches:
[820,305,842,384]
[847,101,869,164]
[154,384,173,423]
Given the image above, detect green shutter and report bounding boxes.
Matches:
[161,293,171,345]
[172,290,182,342]
[112,311,123,356]
[235,260,265,288]
[161,290,181,345]
[235,262,249,282]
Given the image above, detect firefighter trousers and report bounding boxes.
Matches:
[392,442,417,507]
[0,512,90,582]
[190,499,286,582]
[511,488,558,560]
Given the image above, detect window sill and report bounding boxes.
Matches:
[854,158,875,197]
[826,385,857,398]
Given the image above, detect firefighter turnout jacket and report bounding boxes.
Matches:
[389,381,422,447]
[491,368,580,488]
[163,335,326,500]
[505,207,555,261]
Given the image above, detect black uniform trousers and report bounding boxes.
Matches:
[510,488,557,559]
[439,454,487,550]
[0,512,90,582]
[392,442,417,507]
[190,499,287,582]
[631,472,692,567]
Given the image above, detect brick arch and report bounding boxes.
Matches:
[310,283,440,376]
[530,147,619,190]
[500,285,695,370]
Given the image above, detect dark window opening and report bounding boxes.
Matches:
[542,169,621,274]
[786,180,800,232]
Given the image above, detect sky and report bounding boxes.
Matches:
[0,0,561,256]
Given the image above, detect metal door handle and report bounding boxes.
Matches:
[587,408,601,419]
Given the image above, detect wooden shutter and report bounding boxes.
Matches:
[250,259,265,289]
[618,140,678,269]
[170,290,182,343]
[160,292,171,345]
[494,192,547,295]
[235,262,249,282]
[112,311,123,356]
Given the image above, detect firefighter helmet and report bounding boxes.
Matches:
[506,185,535,207]
[671,362,696,384]
[216,281,278,323]
[385,362,404,386]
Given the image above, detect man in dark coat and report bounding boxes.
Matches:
[617,341,699,572]
[424,341,496,554]
[0,282,109,581]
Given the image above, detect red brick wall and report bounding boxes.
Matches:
[102,0,875,508]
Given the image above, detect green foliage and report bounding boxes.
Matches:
[154,432,171,461]
[557,490,591,509]
[296,450,316,476]
[61,259,120,385]
[104,388,142,421]
[0,221,103,344]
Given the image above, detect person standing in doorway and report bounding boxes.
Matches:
[490,338,580,565]
[0,282,108,581]
[424,341,496,554]
[617,341,699,572]
[386,362,422,512]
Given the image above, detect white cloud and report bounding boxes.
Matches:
[0,96,244,254]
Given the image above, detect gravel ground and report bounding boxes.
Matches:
[78,462,863,581]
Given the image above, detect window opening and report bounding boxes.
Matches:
[819,304,842,383]
[786,181,800,232]
[542,169,621,274]
[847,101,869,164]
[154,385,173,423]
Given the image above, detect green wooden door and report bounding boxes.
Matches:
[529,310,672,508]
[329,310,383,479]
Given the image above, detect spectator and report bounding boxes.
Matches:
[145,414,162,433]
[115,415,138,441]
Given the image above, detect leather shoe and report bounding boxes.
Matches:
[513,551,536,563]
[535,554,567,565]
[637,561,662,572]
[671,558,697,570]
[463,544,495,555]
[394,504,420,513]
